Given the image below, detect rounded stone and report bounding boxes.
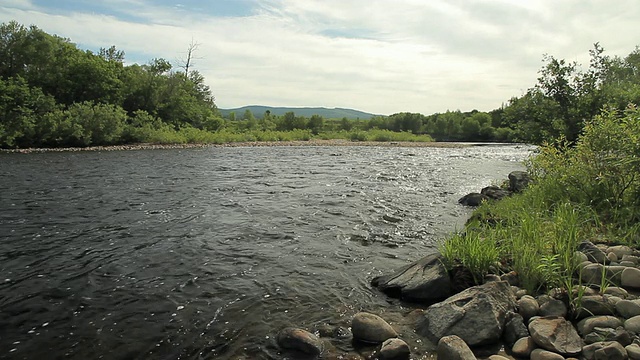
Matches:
[608,245,634,259]
[437,335,476,360]
[605,287,630,298]
[577,315,623,336]
[624,315,640,334]
[530,348,565,360]
[379,338,410,360]
[277,327,324,355]
[608,252,620,263]
[351,312,397,343]
[512,336,536,358]
[626,343,640,360]
[539,298,567,318]
[616,299,640,319]
[488,356,510,360]
[621,267,640,288]
[518,295,539,321]
[584,341,628,360]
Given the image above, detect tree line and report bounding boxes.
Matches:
[1,19,639,148]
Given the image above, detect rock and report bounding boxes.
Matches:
[379,338,410,360]
[417,281,516,346]
[608,252,620,263]
[481,185,511,200]
[624,315,640,334]
[575,295,616,318]
[579,241,609,264]
[583,327,632,346]
[383,214,402,223]
[371,253,451,302]
[605,287,630,298]
[617,299,640,319]
[512,336,536,358]
[351,312,397,343]
[528,316,582,355]
[608,245,634,259]
[626,344,640,360]
[577,316,623,335]
[539,297,568,318]
[530,348,565,360]
[622,255,640,264]
[581,263,608,285]
[458,192,489,206]
[277,327,324,356]
[500,271,520,286]
[582,341,627,360]
[488,356,510,360]
[621,267,640,289]
[508,171,530,192]
[436,335,477,360]
[503,312,529,347]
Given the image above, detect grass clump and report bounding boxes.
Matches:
[440,105,640,301]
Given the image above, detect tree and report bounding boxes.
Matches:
[307,114,324,134]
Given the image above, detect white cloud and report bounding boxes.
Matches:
[0,0,639,114]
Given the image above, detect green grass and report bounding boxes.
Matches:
[440,106,640,311]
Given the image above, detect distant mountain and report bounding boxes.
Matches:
[218,106,380,120]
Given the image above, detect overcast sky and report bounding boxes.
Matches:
[1,0,639,115]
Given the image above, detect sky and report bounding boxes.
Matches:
[1,0,639,115]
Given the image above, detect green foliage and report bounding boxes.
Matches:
[439,231,499,285]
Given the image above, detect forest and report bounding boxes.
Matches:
[1,20,639,148]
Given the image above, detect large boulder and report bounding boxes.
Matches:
[416,281,517,346]
[371,253,451,302]
[508,171,530,193]
[528,316,582,356]
[481,185,511,200]
[458,193,489,207]
[351,312,397,344]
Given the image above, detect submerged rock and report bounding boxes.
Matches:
[277,327,324,356]
[416,281,516,346]
[371,253,451,302]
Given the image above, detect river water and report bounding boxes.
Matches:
[0,144,533,359]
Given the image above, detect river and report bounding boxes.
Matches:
[0,144,533,359]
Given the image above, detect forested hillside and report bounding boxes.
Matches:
[1,20,639,148]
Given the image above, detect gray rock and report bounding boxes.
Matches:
[488,355,510,360]
[582,341,627,360]
[581,263,608,285]
[500,271,520,286]
[481,185,511,200]
[379,338,410,360]
[351,312,397,343]
[608,245,634,259]
[417,281,516,346]
[539,297,568,318]
[624,315,640,334]
[575,295,617,319]
[617,299,640,319]
[626,343,640,360]
[503,312,530,347]
[371,253,451,302]
[518,295,540,321]
[608,252,620,263]
[583,327,632,346]
[436,335,477,360]
[508,171,530,192]
[530,348,565,360]
[622,255,640,264]
[605,287,630,299]
[622,267,640,289]
[512,336,536,358]
[458,192,489,206]
[277,327,324,356]
[577,316,623,335]
[528,316,582,355]
[579,241,609,264]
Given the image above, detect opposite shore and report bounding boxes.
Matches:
[0,139,480,154]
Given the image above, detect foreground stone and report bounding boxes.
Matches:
[371,253,451,302]
[277,327,323,356]
[582,341,627,360]
[379,338,410,360]
[530,348,565,360]
[417,281,516,346]
[437,335,477,360]
[351,312,397,343]
[512,336,536,358]
[458,192,489,207]
[528,316,582,356]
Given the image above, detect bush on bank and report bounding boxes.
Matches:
[441,105,640,300]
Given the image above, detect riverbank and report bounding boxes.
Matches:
[0,139,476,153]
